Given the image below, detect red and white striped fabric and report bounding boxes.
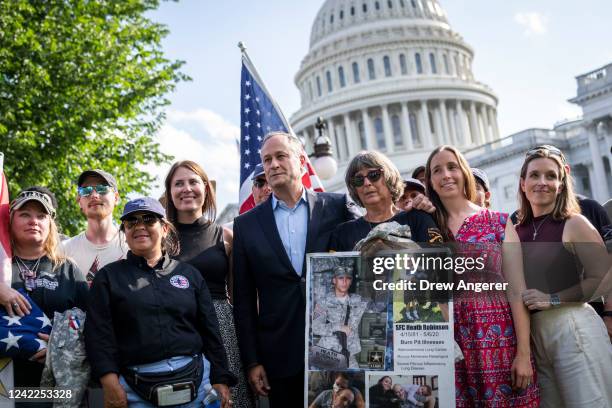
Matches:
[0,162,11,284]
[0,155,14,407]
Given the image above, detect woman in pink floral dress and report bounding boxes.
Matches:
[424,146,539,407]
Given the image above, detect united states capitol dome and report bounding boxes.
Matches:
[290,0,500,192]
[310,0,449,47]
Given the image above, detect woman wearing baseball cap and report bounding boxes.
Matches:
[2,187,89,397]
[85,197,236,408]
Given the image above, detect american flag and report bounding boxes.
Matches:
[0,155,14,404]
[238,47,324,214]
[0,154,10,291]
[0,289,52,359]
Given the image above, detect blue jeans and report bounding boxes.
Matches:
[119,355,212,408]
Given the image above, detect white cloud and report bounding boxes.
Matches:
[166,109,238,142]
[145,109,240,212]
[514,12,548,36]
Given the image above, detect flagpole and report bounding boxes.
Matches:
[237,42,296,137]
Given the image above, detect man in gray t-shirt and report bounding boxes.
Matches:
[62,169,127,284]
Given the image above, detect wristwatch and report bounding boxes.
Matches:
[602,310,612,317]
[549,294,561,308]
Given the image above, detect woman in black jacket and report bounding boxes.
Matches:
[85,197,236,407]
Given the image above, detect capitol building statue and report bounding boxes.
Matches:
[289,0,612,212]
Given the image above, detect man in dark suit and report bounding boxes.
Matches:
[232,132,358,406]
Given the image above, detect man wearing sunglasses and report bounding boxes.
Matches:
[62,169,127,285]
[251,163,272,206]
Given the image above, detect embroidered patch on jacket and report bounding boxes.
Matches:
[169,275,190,289]
[428,228,444,244]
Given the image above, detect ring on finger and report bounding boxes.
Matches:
[12,302,19,309]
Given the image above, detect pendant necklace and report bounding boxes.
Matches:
[532,215,550,241]
[15,256,42,291]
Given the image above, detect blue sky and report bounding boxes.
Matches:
[146,0,612,211]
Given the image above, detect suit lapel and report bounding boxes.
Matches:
[257,196,296,274]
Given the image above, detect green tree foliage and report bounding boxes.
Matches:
[0,0,188,235]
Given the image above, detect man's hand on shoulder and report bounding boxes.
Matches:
[404,193,436,214]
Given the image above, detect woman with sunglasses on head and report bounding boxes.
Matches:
[515,146,612,407]
[331,151,441,252]
[3,187,88,405]
[85,197,236,408]
[163,160,254,408]
[425,146,539,407]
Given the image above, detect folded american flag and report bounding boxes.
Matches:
[0,289,51,359]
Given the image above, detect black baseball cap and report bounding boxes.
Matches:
[77,169,118,191]
[403,178,425,193]
[251,163,265,181]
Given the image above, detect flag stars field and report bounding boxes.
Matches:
[1,332,22,351]
[2,316,21,326]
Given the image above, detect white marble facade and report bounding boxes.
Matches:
[290,0,500,192]
[290,0,612,212]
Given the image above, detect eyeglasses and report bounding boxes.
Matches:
[122,214,160,230]
[78,184,112,197]
[351,169,383,187]
[253,179,267,188]
[526,145,566,163]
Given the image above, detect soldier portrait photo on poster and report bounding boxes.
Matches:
[307,253,393,372]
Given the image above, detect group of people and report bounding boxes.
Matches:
[1,130,611,407]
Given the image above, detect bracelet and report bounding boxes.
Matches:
[549,294,561,307]
[602,311,612,317]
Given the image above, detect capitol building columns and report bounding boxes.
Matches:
[400,102,414,151]
[296,96,504,165]
[587,122,610,203]
[381,104,394,153]
[419,101,432,148]
[469,101,481,146]
[438,100,450,145]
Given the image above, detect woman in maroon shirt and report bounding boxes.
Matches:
[515,145,611,407]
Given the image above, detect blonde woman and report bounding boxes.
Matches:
[3,187,88,394]
[515,146,612,407]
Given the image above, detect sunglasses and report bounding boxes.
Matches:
[122,214,161,230]
[78,184,112,197]
[526,145,566,163]
[253,179,267,188]
[351,169,383,187]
